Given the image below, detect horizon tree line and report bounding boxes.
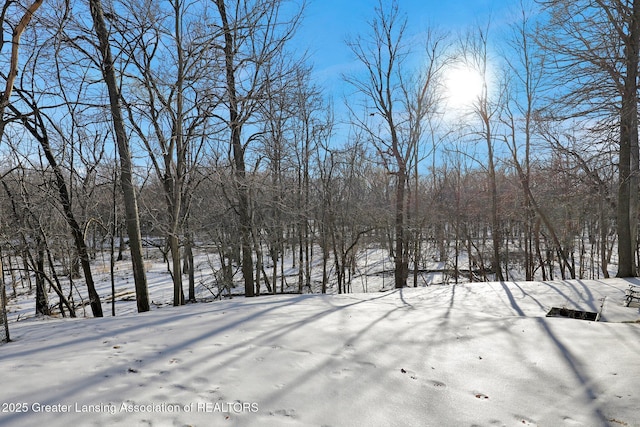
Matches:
[0,0,636,318]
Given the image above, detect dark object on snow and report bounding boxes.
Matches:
[546,307,597,321]
[625,284,640,307]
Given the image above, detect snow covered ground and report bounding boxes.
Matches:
[1,264,639,426]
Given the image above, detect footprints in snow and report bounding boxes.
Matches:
[329,367,353,379]
[269,408,297,418]
[400,367,446,388]
[329,360,377,379]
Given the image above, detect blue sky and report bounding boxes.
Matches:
[296,0,515,96]
[288,0,522,162]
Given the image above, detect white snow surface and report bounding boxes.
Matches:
[1,278,639,427]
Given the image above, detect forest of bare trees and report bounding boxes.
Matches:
[0,0,637,321]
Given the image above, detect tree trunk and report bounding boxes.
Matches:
[215,0,255,297]
[169,235,184,305]
[394,166,408,288]
[184,227,196,303]
[0,0,43,138]
[167,0,187,306]
[1,258,9,342]
[617,1,640,277]
[599,199,610,278]
[88,0,150,311]
[30,116,103,317]
[391,118,408,289]
[486,126,504,282]
[35,240,49,316]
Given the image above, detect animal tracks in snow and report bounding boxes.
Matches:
[329,367,353,379]
[269,408,297,418]
[400,368,448,389]
[329,360,377,380]
[428,379,447,388]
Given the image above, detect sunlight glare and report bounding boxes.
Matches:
[444,65,485,109]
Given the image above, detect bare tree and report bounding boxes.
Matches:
[88,0,150,311]
[212,0,303,297]
[0,252,8,341]
[0,0,43,329]
[111,0,214,306]
[7,90,105,316]
[345,0,446,288]
[538,0,640,277]
[0,0,43,138]
[458,24,506,281]
[501,2,544,280]
[2,1,109,316]
[501,1,577,280]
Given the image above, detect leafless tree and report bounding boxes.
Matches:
[345,0,446,288]
[7,89,105,316]
[212,0,303,297]
[458,24,506,281]
[0,0,43,331]
[0,0,43,138]
[88,0,150,311]
[501,1,575,280]
[1,1,109,316]
[501,2,544,280]
[110,0,214,305]
[537,0,640,277]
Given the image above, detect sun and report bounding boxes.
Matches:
[444,65,485,109]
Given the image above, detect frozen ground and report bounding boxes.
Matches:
[1,267,639,426]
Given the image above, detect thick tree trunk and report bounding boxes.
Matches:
[617,0,640,277]
[1,260,9,342]
[630,3,640,276]
[215,0,255,297]
[88,0,150,311]
[390,118,408,289]
[169,235,184,305]
[184,228,196,302]
[35,241,49,316]
[486,128,504,282]
[600,200,610,278]
[394,167,408,288]
[236,141,255,297]
[169,0,186,306]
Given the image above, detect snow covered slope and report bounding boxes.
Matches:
[1,279,639,427]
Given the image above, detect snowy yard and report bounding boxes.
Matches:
[3,0,640,426]
[1,274,639,427]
